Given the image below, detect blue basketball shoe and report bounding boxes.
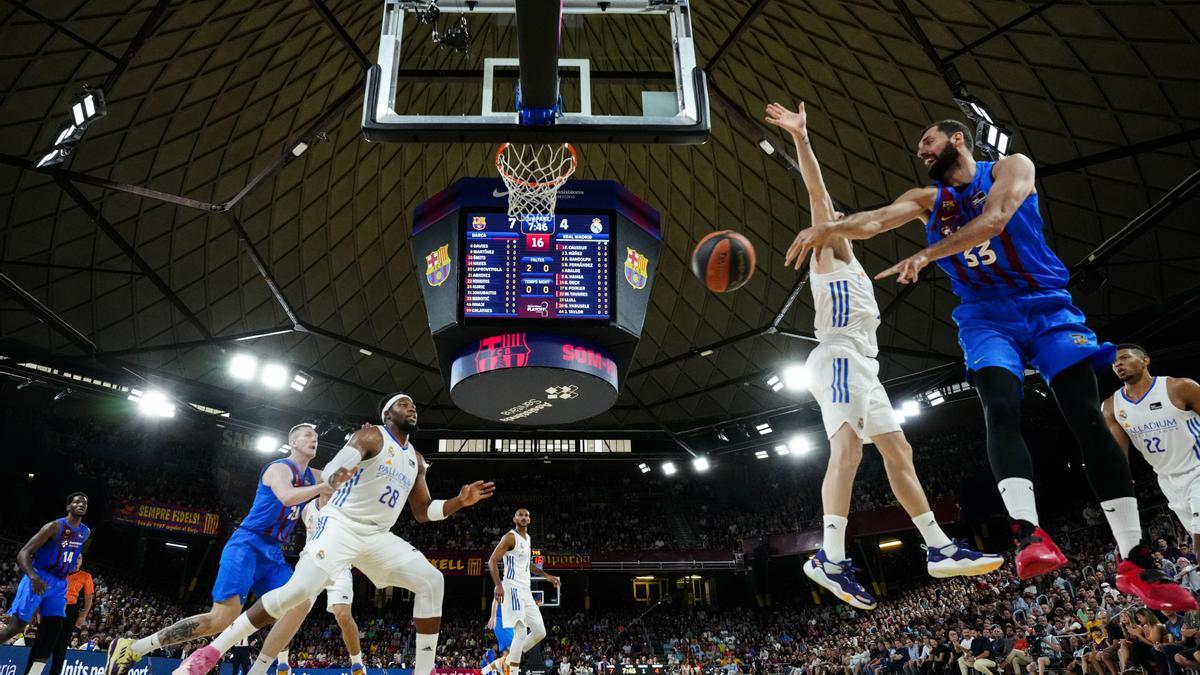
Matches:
[925,540,1004,578]
[803,549,877,610]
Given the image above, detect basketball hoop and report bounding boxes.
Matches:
[495,142,578,218]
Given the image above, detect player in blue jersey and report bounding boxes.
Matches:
[786,118,1195,612]
[0,492,90,675]
[481,597,513,675]
[106,424,334,675]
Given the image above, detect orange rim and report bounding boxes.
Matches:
[494,142,578,189]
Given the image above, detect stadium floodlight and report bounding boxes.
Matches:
[261,362,289,389]
[788,435,811,456]
[637,462,651,474]
[782,363,809,391]
[756,422,773,435]
[925,389,946,406]
[164,542,188,550]
[70,88,106,127]
[879,539,903,550]
[900,400,920,417]
[765,374,784,392]
[290,372,310,392]
[692,456,710,472]
[255,435,280,452]
[661,461,677,476]
[773,444,790,456]
[35,148,68,168]
[137,390,176,418]
[229,353,258,380]
[755,450,769,460]
[953,96,1013,159]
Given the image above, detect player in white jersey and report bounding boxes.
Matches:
[1104,344,1200,553]
[487,508,560,675]
[766,101,1002,610]
[172,393,495,675]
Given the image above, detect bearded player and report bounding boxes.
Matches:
[171,394,495,675]
[787,116,1194,611]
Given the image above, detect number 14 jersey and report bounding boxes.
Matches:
[326,427,420,533]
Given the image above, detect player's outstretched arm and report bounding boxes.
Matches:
[876,154,1035,284]
[487,532,517,602]
[407,451,495,523]
[16,521,60,593]
[531,561,560,588]
[1101,397,1131,454]
[263,462,335,507]
[785,187,934,270]
[318,426,384,494]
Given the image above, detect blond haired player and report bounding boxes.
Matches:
[765,101,1002,610]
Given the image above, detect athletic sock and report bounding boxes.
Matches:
[997,478,1039,526]
[822,515,849,565]
[28,662,45,675]
[1101,497,1142,559]
[212,614,257,656]
[912,512,955,552]
[131,633,161,656]
[248,653,274,675]
[414,632,438,675]
[350,654,363,669]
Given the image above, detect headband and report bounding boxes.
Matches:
[381,393,413,422]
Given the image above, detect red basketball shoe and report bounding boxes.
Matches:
[1012,521,1067,580]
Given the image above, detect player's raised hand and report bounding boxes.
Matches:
[458,480,496,507]
[784,224,832,270]
[875,251,930,284]
[764,102,808,136]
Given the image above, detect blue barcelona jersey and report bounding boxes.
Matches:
[926,161,1069,303]
[238,459,315,543]
[32,518,90,578]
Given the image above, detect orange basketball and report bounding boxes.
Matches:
[691,230,756,293]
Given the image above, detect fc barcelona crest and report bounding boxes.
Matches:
[624,248,649,290]
[425,244,451,287]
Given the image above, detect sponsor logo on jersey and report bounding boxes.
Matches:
[425,244,451,287]
[624,248,649,290]
[1150,402,1163,410]
[375,462,413,490]
[971,191,987,209]
[1119,409,1127,420]
[1124,418,1179,436]
[1070,333,1088,345]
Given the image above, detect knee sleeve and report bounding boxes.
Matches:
[974,367,1034,481]
[263,557,330,618]
[410,564,444,619]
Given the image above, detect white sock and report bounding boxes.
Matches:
[212,613,257,656]
[912,511,954,551]
[414,632,438,675]
[1101,497,1142,558]
[350,653,363,668]
[823,515,849,563]
[132,632,162,656]
[998,478,1039,526]
[28,662,45,675]
[248,653,274,675]
[278,650,289,669]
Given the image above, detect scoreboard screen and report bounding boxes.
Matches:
[462,212,612,320]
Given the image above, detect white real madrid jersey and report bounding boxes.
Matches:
[324,427,420,532]
[503,530,532,589]
[1113,377,1200,477]
[810,254,881,357]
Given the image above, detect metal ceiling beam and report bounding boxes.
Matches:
[101,0,172,95]
[57,177,214,340]
[0,272,98,354]
[893,0,967,97]
[4,0,120,63]
[0,260,142,276]
[221,211,304,329]
[309,0,371,71]
[706,0,770,72]
[92,327,296,358]
[298,323,439,374]
[939,0,1064,64]
[627,325,766,378]
[0,153,221,212]
[1039,128,1200,179]
[1069,169,1200,286]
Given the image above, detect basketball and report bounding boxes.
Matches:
[691,230,756,293]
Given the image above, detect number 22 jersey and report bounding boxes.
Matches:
[1112,377,1200,477]
[325,427,420,533]
[926,160,1069,303]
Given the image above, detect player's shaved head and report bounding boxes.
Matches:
[1117,343,1148,358]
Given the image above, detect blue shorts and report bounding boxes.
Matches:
[9,571,68,621]
[952,288,1115,383]
[494,625,514,652]
[211,528,293,604]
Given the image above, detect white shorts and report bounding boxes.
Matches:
[304,512,437,599]
[808,344,900,443]
[324,568,353,612]
[1158,466,1200,533]
[499,583,540,630]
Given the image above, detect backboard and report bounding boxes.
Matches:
[362,0,709,144]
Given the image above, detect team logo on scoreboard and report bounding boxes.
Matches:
[425,244,451,287]
[624,248,649,290]
[471,215,487,231]
[474,333,531,373]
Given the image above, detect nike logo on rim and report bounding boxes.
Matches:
[492,189,509,198]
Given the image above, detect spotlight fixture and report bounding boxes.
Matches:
[756,422,773,436]
[692,456,710,472]
[755,450,769,460]
[229,354,258,380]
[661,461,677,476]
[261,362,289,389]
[131,390,176,418]
[637,462,651,474]
[290,372,310,392]
[255,435,281,453]
[787,435,811,456]
[894,400,922,423]
[716,429,729,443]
[782,363,809,391]
[953,96,1012,159]
[925,389,945,406]
[54,388,72,401]
[34,86,106,169]
[766,374,784,392]
[773,444,790,457]
[16,379,34,390]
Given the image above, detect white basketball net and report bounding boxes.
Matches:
[495,143,578,217]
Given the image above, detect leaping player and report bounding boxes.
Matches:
[170,394,495,675]
[480,596,513,675]
[784,109,1195,611]
[0,492,90,675]
[107,424,332,675]
[765,102,1002,610]
[487,508,560,675]
[1104,344,1200,555]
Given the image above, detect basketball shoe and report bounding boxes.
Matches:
[804,549,877,610]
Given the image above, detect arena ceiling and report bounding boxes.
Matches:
[1,0,1198,448]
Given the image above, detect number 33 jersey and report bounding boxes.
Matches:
[926,160,1069,303]
[325,427,420,533]
[1112,377,1200,477]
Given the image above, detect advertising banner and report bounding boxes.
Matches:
[112,500,221,537]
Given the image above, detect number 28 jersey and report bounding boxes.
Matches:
[926,160,1068,303]
[325,427,419,533]
[1112,377,1200,477]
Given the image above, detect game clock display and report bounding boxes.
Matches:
[462,212,612,320]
